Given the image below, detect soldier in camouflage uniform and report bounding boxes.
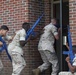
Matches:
[8,22,30,75]
[32,18,59,75]
[0,25,12,75]
[59,45,76,75]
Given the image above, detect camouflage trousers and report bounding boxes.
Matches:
[9,51,26,75]
[38,50,59,75]
[59,72,76,75]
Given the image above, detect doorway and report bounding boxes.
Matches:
[51,0,69,71]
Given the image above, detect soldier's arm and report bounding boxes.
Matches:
[20,41,27,47]
[29,28,44,40]
[67,62,76,73]
[66,42,69,50]
[54,34,59,40]
[19,31,26,47]
[4,34,15,41]
[66,56,76,73]
[51,26,59,40]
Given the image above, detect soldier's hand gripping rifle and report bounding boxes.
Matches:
[26,13,44,40]
[63,26,75,64]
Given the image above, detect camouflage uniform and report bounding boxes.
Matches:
[8,28,26,75]
[59,54,76,75]
[0,35,12,74]
[38,23,59,75]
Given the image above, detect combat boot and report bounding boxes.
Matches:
[32,68,40,75]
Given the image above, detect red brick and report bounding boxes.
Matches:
[69,0,76,45]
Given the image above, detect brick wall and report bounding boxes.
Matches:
[0,0,51,75]
[69,0,76,45]
[44,0,51,25]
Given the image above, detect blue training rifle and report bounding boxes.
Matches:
[0,36,12,61]
[63,26,75,64]
[26,13,44,40]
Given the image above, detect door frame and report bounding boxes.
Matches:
[51,0,69,71]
